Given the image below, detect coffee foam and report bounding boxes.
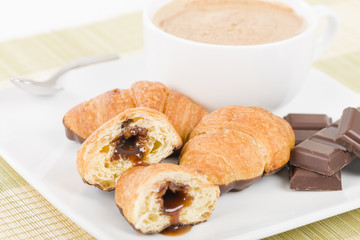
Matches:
[153,0,306,46]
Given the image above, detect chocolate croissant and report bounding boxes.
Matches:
[63,81,208,143]
[77,107,182,191]
[115,163,220,234]
[180,106,295,193]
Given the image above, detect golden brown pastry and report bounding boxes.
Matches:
[63,81,208,143]
[115,163,220,234]
[180,106,295,193]
[77,107,182,191]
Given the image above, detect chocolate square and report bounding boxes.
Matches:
[311,125,347,151]
[293,129,319,145]
[290,166,342,191]
[284,113,332,130]
[335,107,360,157]
[290,139,352,176]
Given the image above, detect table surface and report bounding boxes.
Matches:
[1,0,360,239]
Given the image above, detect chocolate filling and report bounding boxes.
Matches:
[161,225,192,236]
[158,182,193,226]
[110,120,149,166]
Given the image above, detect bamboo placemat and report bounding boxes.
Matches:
[1,1,360,239]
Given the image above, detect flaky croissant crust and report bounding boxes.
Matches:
[180,106,295,192]
[63,81,208,144]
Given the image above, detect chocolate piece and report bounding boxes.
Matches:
[284,113,332,130]
[290,139,352,176]
[311,125,347,151]
[290,166,342,191]
[335,107,360,157]
[293,129,319,145]
[219,175,262,194]
[284,113,332,145]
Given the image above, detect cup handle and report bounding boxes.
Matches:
[312,5,339,61]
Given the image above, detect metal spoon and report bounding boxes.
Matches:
[9,54,120,96]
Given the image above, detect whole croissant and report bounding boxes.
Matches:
[180,106,295,193]
[63,81,208,144]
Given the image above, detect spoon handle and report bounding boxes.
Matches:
[48,54,120,83]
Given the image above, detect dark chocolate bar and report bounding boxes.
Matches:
[311,124,347,151]
[284,113,332,130]
[284,113,332,145]
[290,166,342,191]
[293,129,319,145]
[335,107,360,157]
[290,139,352,176]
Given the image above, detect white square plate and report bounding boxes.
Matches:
[1,55,360,240]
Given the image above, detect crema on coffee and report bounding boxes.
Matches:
[153,0,306,45]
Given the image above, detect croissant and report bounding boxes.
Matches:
[77,107,182,191]
[63,81,208,144]
[115,163,220,234]
[180,106,295,193]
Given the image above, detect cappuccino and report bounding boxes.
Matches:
[153,0,306,45]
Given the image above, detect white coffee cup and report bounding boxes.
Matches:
[143,0,339,111]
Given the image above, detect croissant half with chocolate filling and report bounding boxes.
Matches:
[77,107,182,191]
[115,163,220,234]
[63,81,208,144]
[180,106,295,193]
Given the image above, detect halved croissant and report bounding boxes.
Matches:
[180,106,295,193]
[77,107,182,191]
[64,81,208,143]
[115,163,220,234]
